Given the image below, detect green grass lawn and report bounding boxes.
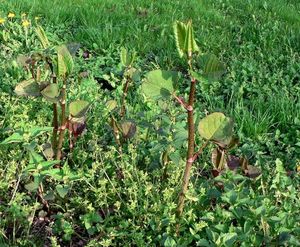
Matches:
[0,0,300,246]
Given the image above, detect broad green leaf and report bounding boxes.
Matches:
[198,54,226,80]
[56,184,70,198]
[69,100,89,118]
[120,120,137,139]
[57,44,74,77]
[35,25,50,49]
[174,21,199,58]
[198,112,233,145]
[141,70,179,100]
[15,79,40,97]
[41,168,63,180]
[41,84,60,103]
[0,131,24,145]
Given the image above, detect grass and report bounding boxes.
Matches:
[0,0,300,245]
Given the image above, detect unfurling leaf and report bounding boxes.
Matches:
[41,84,60,103]
[35,25,50,49]
[173,20,199,58]
[106,100,118,112]
[198,112,233,145]
[69,100,89,118]
[57,44,74,77]
[120,47,136,67]
[67,117,87,138]
[120,121,137,139]
[15,79,41,97]
[141,70,179,100]
[198,54,226,80]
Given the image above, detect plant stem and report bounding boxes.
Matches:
[176,54,196,229]
[120,74,130,119]
[52,103,58,153]
[56,77,67,161]
[111,116,123,154]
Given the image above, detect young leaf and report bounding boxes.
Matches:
[41,84,60,103]
[173,20,199,58]
[69,100,89,118]
[141,70,179,100]
[198,54,226,80]
[57,44,74,77]
[184,21,199,56]
[15,79,41,97]
[198,112,233,145]
[174,21,187,58]
[35,25,50,49]
[120,47,136,67]
[106,100,117,112]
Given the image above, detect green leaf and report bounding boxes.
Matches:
[120,121,137,139]
[173,21,187,58]
[1,131,24,145]
[198,54,226,80]
[106,100,117,112]
[57,44,74,77]
[198,112,233,145]
[173,21,199,58]
[120,47,136,67]
[28,127,53,138]
[56,184,70,198]
[41,84,60,103]
[141,70,179,100]
[15,79,41,97]
[66,42,81,57]
[25,181,39,192]
[35,25,50,49]
[69,100,90,118]
[222,233,238,247]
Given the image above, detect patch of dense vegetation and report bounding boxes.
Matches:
[0,1,300,246]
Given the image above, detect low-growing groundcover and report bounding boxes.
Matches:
[0,1,300,246]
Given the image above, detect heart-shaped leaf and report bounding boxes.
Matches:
[141,70,179,100]
[69,100,89,118]
[198,112,233,145]
[120,121,137,139]
[41,84,60,103]
[15,79,41,97]
[198,54,226,80]
[56,184,70,198]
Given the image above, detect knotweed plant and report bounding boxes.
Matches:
[141,20,235,231]
[14,26,89,161]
